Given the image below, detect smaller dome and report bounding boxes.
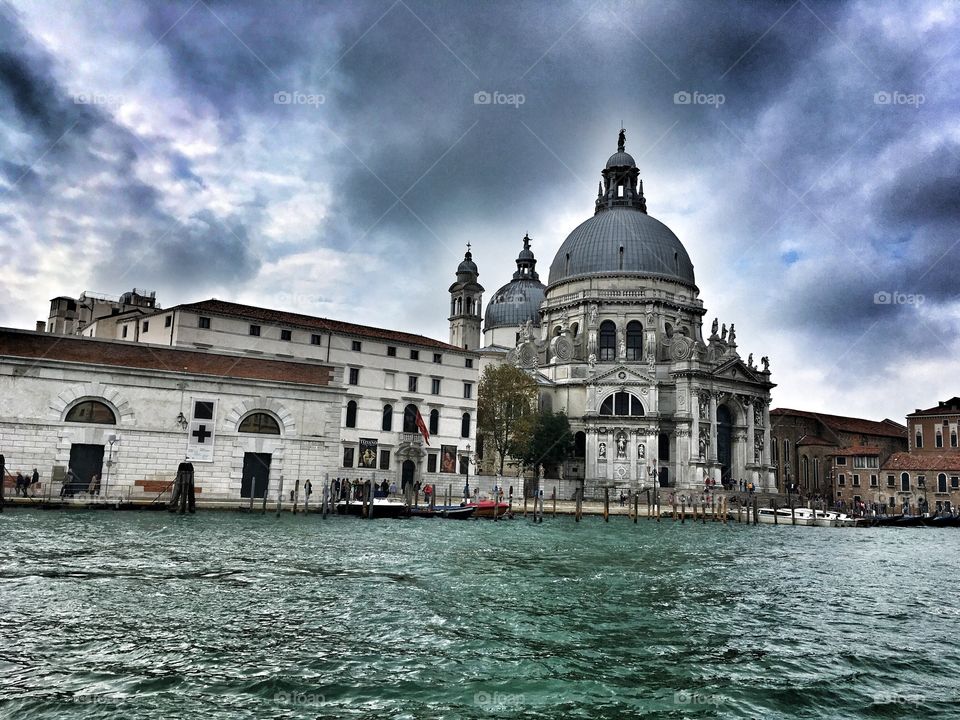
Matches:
[458,256,478,274]
[605,151,636,168]
[484,279,546,330]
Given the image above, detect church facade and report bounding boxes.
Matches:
[468,132,777,494]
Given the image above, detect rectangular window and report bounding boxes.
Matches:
[199,316,211,329]
[463,383,473,399]
[411,349,420,360]
[867,457,878,468]
[387,346,396,357]
[835,456,846,466]
[408,375,418,393]
[465,358,474,368]
[459,456,469,475]
[164,315,172,328]
[311,334,322,345]
[379,450,391,470]
[385,372,395,390]
[343,447,354,468]
[352,340,362,351]
[854,456,865,469]
[870,474,878,487]
[887,474,895,487]
[281,329,292,341]
[918,475,926,488]
[249,324,261,337]
[142,320,149,332]
[936,432,943,448]
[193,401,214,420]
[433,353,442,364]
[122,325,128,338]
[952,476,959,489]
[838,474,845,486]
[427,454,437,473]
[916,431,923,448]
[852,474,860,487]
[349,368,360,385]
[952,432,958,448]
[431,378,441,395]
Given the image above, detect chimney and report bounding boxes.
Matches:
[35,321,46,332]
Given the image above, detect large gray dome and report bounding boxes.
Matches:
[484,278,546,330]
[547,207,696,287]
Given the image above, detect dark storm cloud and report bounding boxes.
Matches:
[1,0,958,415]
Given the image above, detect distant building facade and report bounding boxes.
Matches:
[879,398,960,513]
[770,408,907,498]
[46,289,158,336]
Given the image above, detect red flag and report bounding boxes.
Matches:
[415,408,431,446]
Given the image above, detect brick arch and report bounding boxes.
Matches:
[50,382,135,425]
[224,398,297,436]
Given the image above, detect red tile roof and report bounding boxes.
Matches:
[164,299,470,353]
[831,446,881,456]
[882,451,960,472]
[0,328,335,387]
[771,408,907,439]
[909,397,960,417]
[797,435,835,446]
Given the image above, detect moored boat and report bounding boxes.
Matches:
[408,504,476,520]
[468,500,510,518]
[335,498,407,518]
[756,507,815,525]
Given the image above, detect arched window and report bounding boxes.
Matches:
[461,412,471,438]
[938,473,948,493]
[626,321,643,360]
[599,392,644,417]
[429,408,440,435]
[403,404,418,433]
[238,412,281,434]
[574,431,586,458]
[382,404,393,431]
[599,321,616,361]
[802,456,809,487]
[64,400,116,425]
[571,322,579,338]
[900,472,910,492]
[345,400,357,428]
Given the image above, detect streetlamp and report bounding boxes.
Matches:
[463,443,476,503]
[103,434,119,499]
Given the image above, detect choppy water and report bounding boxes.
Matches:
[0,509,958,719]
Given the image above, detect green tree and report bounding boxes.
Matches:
[510,410,574,496]
[477,364,538,476]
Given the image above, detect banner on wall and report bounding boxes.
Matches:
[441,445,457,473]
[185,398,217,463]
[358,438,378,469]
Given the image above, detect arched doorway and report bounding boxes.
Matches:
[717,406,733,482]
[401,460,416,491]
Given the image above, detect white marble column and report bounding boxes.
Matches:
[709,393,718,462]
[746,399,755,464]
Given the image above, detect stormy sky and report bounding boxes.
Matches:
[1,0,957,422]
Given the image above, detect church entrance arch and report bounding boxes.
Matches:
[717,406,733,482]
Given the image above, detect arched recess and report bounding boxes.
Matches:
[224,399,297,436]
[625,321,643,360]
[599,321,616,361]
[599,391,644,417]
[238,411,283,435]
[51,383,134,425]
[64,399,117,425]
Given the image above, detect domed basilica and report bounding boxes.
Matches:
[450,131,776,494]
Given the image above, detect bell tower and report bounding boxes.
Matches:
[448,243,484,350]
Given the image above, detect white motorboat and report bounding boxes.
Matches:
[813,510,839,527]
[756,507,815,525]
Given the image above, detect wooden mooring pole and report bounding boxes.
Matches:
[753,496,759,525]
[633,491,639,524]
[261,476,269,514]
[603,486,610,522]
[292,478,300,514]
[275,475,284,517]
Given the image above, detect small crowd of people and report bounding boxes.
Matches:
[58,467,100,498]
[10,469,41,497]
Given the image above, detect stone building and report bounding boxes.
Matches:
[479,131,777,494]
[0,328,341,503]
[769,408,907,497]
[879,398,960,513]
[77,298,479,491]
[46,288,159,336]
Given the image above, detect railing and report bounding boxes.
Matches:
[399,432,423,445]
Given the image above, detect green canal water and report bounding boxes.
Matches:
[1,509,958,719]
